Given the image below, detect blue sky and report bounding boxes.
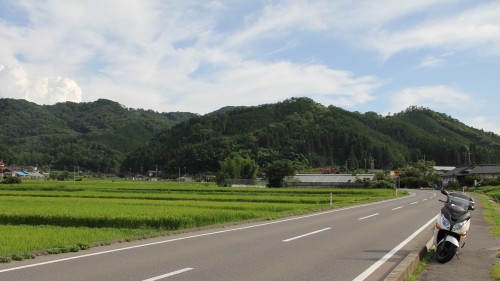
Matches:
[1,0,500,134]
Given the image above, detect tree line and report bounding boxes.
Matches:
[122,98,500,182]
[3,97,500,181]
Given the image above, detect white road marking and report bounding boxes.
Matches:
[358,213,379,220]
[0,194,415,274]
[352,215,438,281]
[142,268,193,281]
[391,206,403,211]
[422,199,427,201]
[410,202,418,205]
[283,227,331,242]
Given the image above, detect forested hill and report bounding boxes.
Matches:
[0,98,196,172]
[3,97,500,176]
[122,97,500,177]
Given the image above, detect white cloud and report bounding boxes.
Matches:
[418,55,445,69]
[389,85,479,113]
[368,2,500,58]
[224,1,328,49]
[468,116,500,135]
[0,65,82,104]
[148,59,381,113]
[2,0,497,118]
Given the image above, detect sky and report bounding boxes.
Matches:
[1,0,499,134]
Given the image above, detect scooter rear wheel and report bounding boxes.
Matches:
[435,241,457,263]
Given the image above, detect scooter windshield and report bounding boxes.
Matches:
[448,193,474,210]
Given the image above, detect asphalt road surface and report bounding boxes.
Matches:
[0,189,442,281]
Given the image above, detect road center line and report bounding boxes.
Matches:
[142,268,193,281]
[358,213,379,220]
[283,227,331,242]
[352,215,438,281]
[410,202,418,205]
[391,206,403,211]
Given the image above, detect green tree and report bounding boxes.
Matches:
[400,160,438,188]
[216,154,259,186]
[219,154,259,180]
[265,160,298,187]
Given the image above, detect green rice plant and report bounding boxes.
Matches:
[0,179,400,257]
[0,224,164,256]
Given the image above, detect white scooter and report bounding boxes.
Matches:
[433,189,475,263]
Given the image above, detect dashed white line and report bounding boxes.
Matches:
[283,227,331,242]
[358,213,379,220]
[142,268,193,281]
[422,199,428,201]
[410,202,418,205]
[391,206,403,211]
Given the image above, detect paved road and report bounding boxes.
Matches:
[420,194,500,281]
[0,190,441,281]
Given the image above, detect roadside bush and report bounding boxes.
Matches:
[400,177,427,189]
[446,180,460,190]
[1,177,21,184]
[367,179,395,189]
[481,177,500,187]
[11,252,35,261]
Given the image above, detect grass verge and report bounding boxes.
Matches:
[473,192,500,280]
[405,250,434,281]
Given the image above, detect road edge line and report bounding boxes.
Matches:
[383,236,435,281]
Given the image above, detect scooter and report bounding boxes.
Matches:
[433,189,475,263]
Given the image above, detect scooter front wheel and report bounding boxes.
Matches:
[435,241,457,263]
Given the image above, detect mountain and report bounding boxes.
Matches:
[0,98,197,172]
[3,97,500,177]
[122,98,500,178]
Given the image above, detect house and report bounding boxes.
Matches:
[441,165,500,187]
[283,174,375,188]
[470,165,500,180]
[441,166,471,187]
[0,164,45,179]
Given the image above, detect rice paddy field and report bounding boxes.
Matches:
[0,179,403,261]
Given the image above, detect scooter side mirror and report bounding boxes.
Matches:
[441,189,449,196]
[468,200,475,211]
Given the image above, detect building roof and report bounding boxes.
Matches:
[27,172,45,178]
[441,166,471,177]
[14,171,29,176]
[470,165,500,175]
[287,174,375,183]
[434,166,456,172]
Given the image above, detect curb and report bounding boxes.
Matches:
[384,237,435,281]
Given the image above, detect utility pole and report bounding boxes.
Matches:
[0,160,4,178]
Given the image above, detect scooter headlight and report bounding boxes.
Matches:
[452,220,467,232]
[440,214,450,229]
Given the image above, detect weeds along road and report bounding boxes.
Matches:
[0,189,441,281]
